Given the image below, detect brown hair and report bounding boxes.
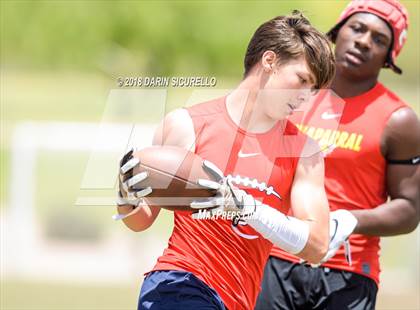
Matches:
[244,11,336,89]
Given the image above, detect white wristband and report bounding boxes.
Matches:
[245,204,309,254]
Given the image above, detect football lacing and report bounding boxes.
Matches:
[226,174,281,199]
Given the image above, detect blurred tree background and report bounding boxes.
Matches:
[1,0,418,82]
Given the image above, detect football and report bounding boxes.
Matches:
[132,146,218,211]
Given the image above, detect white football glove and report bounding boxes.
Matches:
[113,149,152,221]
[319,209,358,265]
[190,160,258,220]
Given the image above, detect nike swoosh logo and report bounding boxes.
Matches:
[238,150,260,158]
[413,157,420,164]
[231,223,259,240]
[330,219,339,241]
[321,111,342,120]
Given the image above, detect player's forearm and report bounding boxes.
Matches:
[117,204,160,232]
[351,199,419,236]
[245,204,328,264]
[290,185,330,263]
[297,220,329,263]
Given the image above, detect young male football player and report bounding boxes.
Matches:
[256,1,420,309]
[117,12,335,309]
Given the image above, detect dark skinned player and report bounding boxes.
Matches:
[256,1,420,309]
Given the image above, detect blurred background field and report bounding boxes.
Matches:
[1,1,419,309]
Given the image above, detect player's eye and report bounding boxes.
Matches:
[350,24,362,33]
[373,36,387,47]
[298,76,307,85]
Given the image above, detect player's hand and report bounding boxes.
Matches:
[319,209,358,265]
[190,160,258,219]
[117,149,152,207]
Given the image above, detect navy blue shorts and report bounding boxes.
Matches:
[138,270,226,310]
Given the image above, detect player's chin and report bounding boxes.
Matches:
[338,61,368,79]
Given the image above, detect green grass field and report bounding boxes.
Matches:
[1,281,138,310]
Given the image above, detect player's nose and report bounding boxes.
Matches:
[354,32,371,52]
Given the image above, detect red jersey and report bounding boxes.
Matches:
[151,96,306,309]
[271,83,407,285]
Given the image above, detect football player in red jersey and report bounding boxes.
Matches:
[256,1,420,309]
[116,12,335,310]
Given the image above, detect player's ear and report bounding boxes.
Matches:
[261,50,276,72]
